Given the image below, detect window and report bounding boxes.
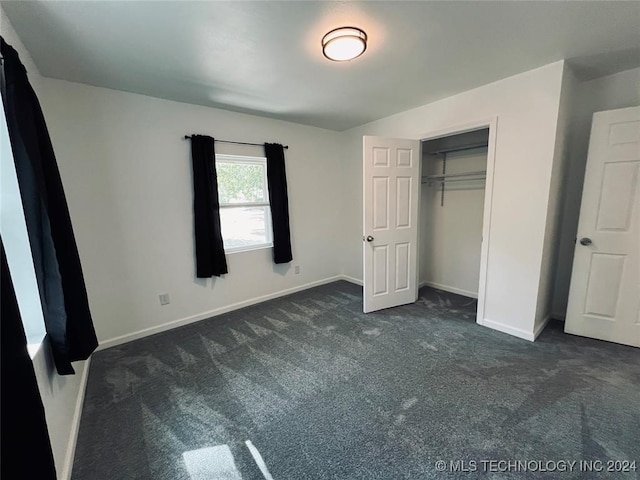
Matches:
[1,92,46,355]
[216,154,273,253]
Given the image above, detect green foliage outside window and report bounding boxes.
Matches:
[217,162,266,204]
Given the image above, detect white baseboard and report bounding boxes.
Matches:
[97,273,554,350]
[480,318,536,342]
[341,275,363,286]
[98,275,346,351]
[419,280,478,299]
[61,356,92,480]
[533,314,552,340]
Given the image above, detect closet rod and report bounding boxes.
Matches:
[183,135,288,149]
[425,170,486,180]
[423,176,486,185]
[427,142,488,156]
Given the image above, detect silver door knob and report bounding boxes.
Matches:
[580,237,592,246]
[366,235,374,242]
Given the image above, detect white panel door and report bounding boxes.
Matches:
[363,136,420,313]
[565,106,640,347]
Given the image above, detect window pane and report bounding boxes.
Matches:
[217,161,266,204]
[220,206,272,250]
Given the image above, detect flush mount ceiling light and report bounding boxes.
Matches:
[322,27,367,62]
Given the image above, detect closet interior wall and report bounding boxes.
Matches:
[419,130,489,299]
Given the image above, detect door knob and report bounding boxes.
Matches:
[366,235,374,242]
[579,237,592,246]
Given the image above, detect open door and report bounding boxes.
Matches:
[565,106,640,347]
[363,136,420,313]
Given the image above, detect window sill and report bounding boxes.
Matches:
[28,335,46,360]
[225,243,273,255]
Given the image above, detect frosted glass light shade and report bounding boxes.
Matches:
[322,27,367,62]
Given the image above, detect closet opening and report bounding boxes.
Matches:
[419,127,490,319]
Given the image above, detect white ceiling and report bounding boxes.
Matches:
[2,1,640,131]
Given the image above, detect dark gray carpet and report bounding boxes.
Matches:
[72,281,640,479]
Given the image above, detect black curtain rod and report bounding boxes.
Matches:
[183,135,288,149]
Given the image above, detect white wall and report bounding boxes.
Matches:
[340,61,566,340]
[31,345,90,480]
[552,67,640,317]
[534,63,578,329]
[38,77,344,346]
[420,148,487,297]
[1,9,88,479]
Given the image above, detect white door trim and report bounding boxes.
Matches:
[415,116,499,327]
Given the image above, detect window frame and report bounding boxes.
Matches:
[1,89,47,356]
[215,154,273,254]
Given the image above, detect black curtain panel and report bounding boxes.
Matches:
[1,241,58,479]
[264,143,293,264]
[1,38,98,375]
[190,135,228,277]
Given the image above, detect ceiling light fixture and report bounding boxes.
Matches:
[322,27,367,62]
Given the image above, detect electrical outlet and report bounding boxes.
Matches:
[159,293,170,306]
[294,265,300,275]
